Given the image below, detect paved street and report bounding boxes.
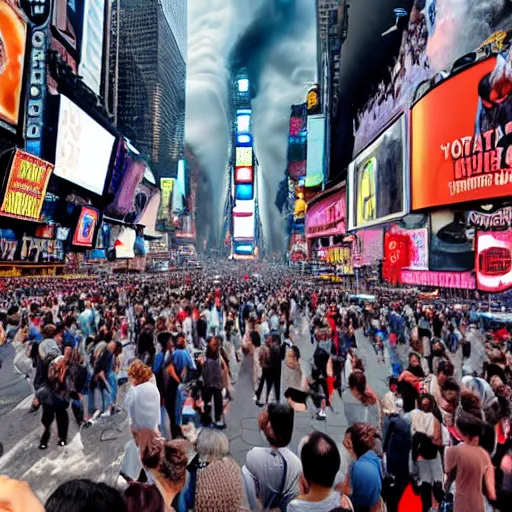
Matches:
[0,319,389,501]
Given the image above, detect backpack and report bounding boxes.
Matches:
[462,340,471,359]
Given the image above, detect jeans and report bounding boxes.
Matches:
[107,372,118,405]
[87,385,112,415]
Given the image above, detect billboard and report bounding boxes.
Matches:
[0,150,53,221]
[411,57,512,210]
[430,210,474,272]
[54,95,116,195]
[348,115,408,230]
[466,206,512,231]
[306,185,345,239]
[114,227,136,259]
[383,232,411,285]
[159,177,174,219]
[236,110,251,133]
[235,167,253,183]
[388,224,429,270]
[51,0,83,55]
[476,230,512,293]
[353,229,383,267]
[72,206,100,247]
[235,184,253,201]
[306,115,325,188]
[0,1,27,126]
[236,147,253,167]
[233,214,255,240]
[80,0,105,95]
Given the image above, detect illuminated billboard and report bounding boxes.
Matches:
[233,199,255,215]
[476,230,512,293]
[54,95,116,195]
[159,177,174,219]
[235,184,254,201]
[233,214,255,240]
[72,206,100,248]
[80,0,105,95]
[237,109,251,133]
[411,57,512,210]
[236,147,253,167]
[0,150,53,221]
[235,167,253,183]
[0,1,27,126]
[348,114,408,230]
[306,115,325,188]
[115,227,136,259]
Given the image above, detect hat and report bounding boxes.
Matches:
[125,382,161,431]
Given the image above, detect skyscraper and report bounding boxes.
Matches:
[116,0,186,179]
[317,0,340,51]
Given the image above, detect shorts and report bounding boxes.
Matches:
[416,454,443,485]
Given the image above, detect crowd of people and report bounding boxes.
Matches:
[0,262,511,512]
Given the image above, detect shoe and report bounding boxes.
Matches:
[316,410,327,420]
[253,395,257,402]
[38,443,48,450]
[57,439,67,447]
[215,422,226,429]
[28,404,40,414]
[100,410,111,418]
[255,401,264,408]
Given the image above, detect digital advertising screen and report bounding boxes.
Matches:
[233,199,255,215]
[235,184,254,201]
[234,243,254,255]
[236,147,253,167]
[233,214,255,240]
[0,150,54,221]
[306,115,325,188]
[476,230,512,293]
[0,2,27,126]
[54,95,116,195]
[411,57,512,210]
[138,190,161,237]
[236,109,251,133]
[348,114,408,230]
[235,167,253,183]
[35,224,55,240]
[80,0,105,95]
[114,227,136,259]
[72,206,100,247]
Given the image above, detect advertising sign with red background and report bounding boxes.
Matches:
[383,232,410,285]
[0,150,54,221]
[476,230,512,293]
[306,187,346,239]
[411,57,512,210]
[388,224,429,270]
[0,2,27,126]
[72,206,99,247]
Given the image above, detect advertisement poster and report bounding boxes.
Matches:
[348,115,408,230]
[0,150,53,221]
[430,211,474,272]
[383,232,410,285]
[54,95,116,195]
[72,206,99,247]
[388,224,429,270]
[306,115,325,188]
[411,56,512,210]
[476,230,512,293]
[466,205,512,231]
[80,0,105,95]
[114,227,136,259]
[20,236,64,262]
[306,186,346,239]
[158,178,174,220]
[0,2,27,126]
[400,270,476,290]
[353,229,384,267]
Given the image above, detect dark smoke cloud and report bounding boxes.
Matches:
[186,0,317,251]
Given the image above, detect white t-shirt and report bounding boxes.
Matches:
[288,491,343,512]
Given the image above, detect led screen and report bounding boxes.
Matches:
[237,134,252,146]
[348,114,408,230]
[306,115,325,188]
[233,199,255,215]
[80,0,105,95]
[235,167,253,183]
[54,95,116,195]
[238,79,249,92]
[72,206,100,247]
[234,243,254,254]
[237,109,251,133]
[236,147,252,167]
[235,184,254,201]
[0,2,27,125]
[233,215,255,240]
[476,230,512,293]
[115,227,136,259]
